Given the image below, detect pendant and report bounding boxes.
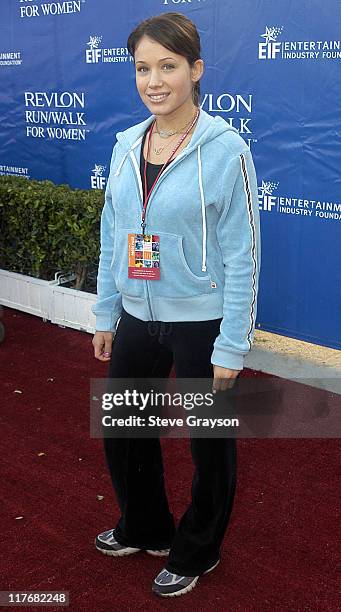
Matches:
[154,147,164,155]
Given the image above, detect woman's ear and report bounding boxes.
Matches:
[191,58,204,83]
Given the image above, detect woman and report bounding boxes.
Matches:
[91,12,261,598]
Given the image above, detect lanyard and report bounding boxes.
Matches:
[141,107,200,233]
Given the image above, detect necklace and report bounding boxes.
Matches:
[152,109,198,155]
[155,111,196,139]
[151,130,181,156]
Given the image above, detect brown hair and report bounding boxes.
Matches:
[127,12,202,106]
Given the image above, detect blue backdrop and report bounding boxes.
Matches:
[1,0,340,349]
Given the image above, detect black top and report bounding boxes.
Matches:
[140,126,170,196]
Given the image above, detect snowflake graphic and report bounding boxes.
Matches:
[87,36,103,50]
[260,26,283,44]
[92,164,106,177]
[258,180,279,196]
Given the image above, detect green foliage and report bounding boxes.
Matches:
[0,175,104,290]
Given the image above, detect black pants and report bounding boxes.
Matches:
[103,307,237,576]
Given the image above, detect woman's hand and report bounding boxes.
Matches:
[92,330,114,361]
[213,365,241,391]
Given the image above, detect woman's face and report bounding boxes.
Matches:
[134,35,203,116]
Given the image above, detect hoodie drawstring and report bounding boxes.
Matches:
[114,136,142,177]
[114,138,208,274]
[197,145,207,273]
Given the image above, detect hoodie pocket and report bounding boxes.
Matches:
[178,235,210,282]
[111,228,212,299]
[110,227,145,298]
[150,231,212,298]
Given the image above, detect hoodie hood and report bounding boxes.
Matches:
[115,108,239,154]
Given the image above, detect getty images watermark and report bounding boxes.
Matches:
[90,376,341,439]
[101,386,239,432]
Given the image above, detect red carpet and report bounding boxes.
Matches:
[0,306,339,611]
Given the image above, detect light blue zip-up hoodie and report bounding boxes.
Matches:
[91,108,261,371]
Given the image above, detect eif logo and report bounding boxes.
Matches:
[91,164,106,189]
[86,36,103,63]
[85,36,133,64]
[258,180,279,211]
[258,26,284,60]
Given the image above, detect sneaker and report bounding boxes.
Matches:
[95,529,170,557]
[152,558,220,597]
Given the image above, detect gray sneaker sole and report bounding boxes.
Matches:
[95,539,141,556]
[145,548,170,557]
